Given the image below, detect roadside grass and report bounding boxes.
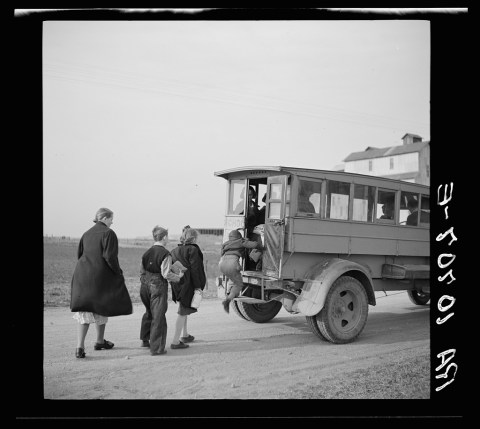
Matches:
[284,352,430,399]
[44,236,222,307]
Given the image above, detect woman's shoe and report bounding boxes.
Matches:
[94,339,114,350]
[141,340,150,347]
[170,341,189,349]
[75,348,86,358]
[180,335,194,343]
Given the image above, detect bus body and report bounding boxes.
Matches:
[214,166,430,343]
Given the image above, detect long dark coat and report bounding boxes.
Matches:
[170,243,206,311]
[70,221,133,317]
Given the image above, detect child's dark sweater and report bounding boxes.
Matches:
[221,237,261,258]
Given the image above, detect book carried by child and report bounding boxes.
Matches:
[171,260,188,275]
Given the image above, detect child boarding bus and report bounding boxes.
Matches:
[214,166,430,344]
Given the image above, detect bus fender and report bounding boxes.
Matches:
[292,257,376,317]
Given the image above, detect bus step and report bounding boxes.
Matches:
[234,297,269,304]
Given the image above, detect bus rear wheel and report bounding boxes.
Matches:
[306,276,368,344]
[231,299,249,320]
[235,286,282,323]
[237,300,282,323]
[407,290,430,305]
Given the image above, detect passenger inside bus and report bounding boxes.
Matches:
[377,190,396,221]
[233,185,259,227]
[298,195,316,213]
[256,194,266,224]
[243,186,259,237]
[298,181,317,214]
[380,200,394,220]
[406,198,430,226]
[236,186,260,270]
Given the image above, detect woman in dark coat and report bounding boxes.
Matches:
[70,207,132,358]
[169,226,206,349]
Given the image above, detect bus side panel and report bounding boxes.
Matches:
[281,253,429,280]
[287,218,429,258]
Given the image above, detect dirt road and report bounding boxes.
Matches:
[43,291,430,400]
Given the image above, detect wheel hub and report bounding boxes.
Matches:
[330,290,361,332]
[332,297,348,318]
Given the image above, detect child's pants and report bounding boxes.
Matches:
[219,255,244,301]
[139,272,168,354]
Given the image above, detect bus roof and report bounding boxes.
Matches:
[214,165,430,190]
[214,165,285,177]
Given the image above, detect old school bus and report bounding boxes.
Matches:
[215,166,430,344]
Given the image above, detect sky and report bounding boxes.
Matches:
[43,17,430,238]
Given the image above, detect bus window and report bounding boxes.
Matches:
[353,184,375,222]
[267,178,290,219]
[270,183,282,199]
[326,181,350,220]
[377,189,396,222]
[297,179,321,215]
[420,195,430,225]
[269,203,281,219]
[268,182,282,219]
[228,180,245,215]
[399,191,419,225]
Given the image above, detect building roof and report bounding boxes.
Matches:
[401,133,423,139]
[378,171,418,181]
[343,141,429,162]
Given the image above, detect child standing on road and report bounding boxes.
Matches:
[139,226,183,356]
[219,229,263,313]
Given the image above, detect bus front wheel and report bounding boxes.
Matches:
[306,276,369,344]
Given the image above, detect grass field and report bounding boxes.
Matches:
[44,235,223,307]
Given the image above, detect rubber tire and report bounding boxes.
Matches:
[224,280,249,320]
[407,290,430,305]
[305,317,330,341]
[235,286,282,323]
[306,276,368,344]
[231,299,249,320]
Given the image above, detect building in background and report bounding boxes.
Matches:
[336,133,430,186]
[194,228,224,236]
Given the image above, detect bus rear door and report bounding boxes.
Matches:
[262,175,288,278]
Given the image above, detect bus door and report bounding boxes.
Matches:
[263,175,288,279]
